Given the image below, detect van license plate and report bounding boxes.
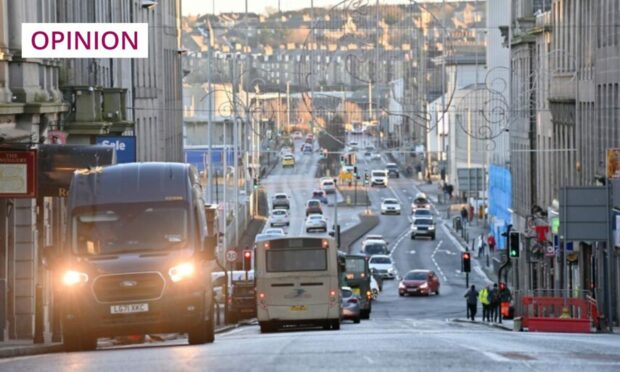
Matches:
[290,305,306,311]
[110,303,149,314]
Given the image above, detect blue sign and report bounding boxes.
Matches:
[96,136,137,163]
[566,242,574,252]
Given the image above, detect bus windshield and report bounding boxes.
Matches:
[345,257,366,273]
[72,202,189,255]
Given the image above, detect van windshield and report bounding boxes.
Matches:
[72,202,189,255]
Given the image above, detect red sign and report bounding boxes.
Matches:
[47,130,67,144]
[0,150,37,198]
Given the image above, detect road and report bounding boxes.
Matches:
[1,134,619,371]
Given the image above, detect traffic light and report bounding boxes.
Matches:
[353,166,358,177]
[253,178,259,189]
[509,232,520,258]
[462,252,471,273]
[243,249,252,270]
[364,172,369,183]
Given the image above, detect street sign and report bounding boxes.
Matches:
[456,167,484,193]
[225,250,238,263]
[0,149,37,198]
[545,244,555,257]
[96,135,137,163]
[559,186,609,241]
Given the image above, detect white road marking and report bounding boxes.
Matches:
[440,223,492,283]
[389,229,410,258]
[430,240,448,282]
[363,356,375,364]
[409,250,416,255]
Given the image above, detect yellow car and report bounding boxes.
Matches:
[281,155,295,168]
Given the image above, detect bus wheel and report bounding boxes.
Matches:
[260,322,274,333]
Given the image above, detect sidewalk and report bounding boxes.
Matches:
[452,318,514,332]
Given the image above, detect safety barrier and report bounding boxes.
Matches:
[519,293,597,333]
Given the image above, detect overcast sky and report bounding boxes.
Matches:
[180,0,449,16]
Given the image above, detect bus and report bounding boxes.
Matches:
[255,237,341,333]
[343,254,372,319]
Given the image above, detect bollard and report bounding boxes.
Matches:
[34,284,44,344]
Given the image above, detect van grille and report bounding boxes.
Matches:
[93,273,165,303]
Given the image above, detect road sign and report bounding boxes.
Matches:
[456,167,484,193]
[559,186,609,241]
[545,244,555,257]
[225,250,238,263]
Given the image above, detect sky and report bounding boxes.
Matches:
[180,0,454,16]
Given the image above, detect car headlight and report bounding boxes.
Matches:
[420,282,428,289]
[399,282,406,289]
[62,270,89,286]
[411,226,418,230]
[388,267,394,273]
[429,225,435,230]
[169,262,195,282]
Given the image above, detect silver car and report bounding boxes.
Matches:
[341,287,361,323]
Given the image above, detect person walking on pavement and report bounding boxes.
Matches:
[487,234,496,254]
[490,283,501,322]
[464,285,478,321]
[478,285,491,321]
[460,206,469,226]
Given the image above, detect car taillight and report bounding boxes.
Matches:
[348,298,358,304]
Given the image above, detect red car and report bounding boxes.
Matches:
[398,270,440,296]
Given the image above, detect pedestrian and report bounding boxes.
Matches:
[464,285,478,321]
[477,235,486,258]
[468,204,474,223]
[460,206,469,226]
[487,234,496,254]
[478,285,491,321]
[490,283,501,322]
[446,184,454,199]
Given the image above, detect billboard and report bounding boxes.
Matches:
[96,136,136,163]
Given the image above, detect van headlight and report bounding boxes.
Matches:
[62,270,89,286]
[169,262,195,282]
[429,225,435,230]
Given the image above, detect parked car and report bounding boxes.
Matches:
[386,163,400,178]
[412,208,433,220]
[320,178,337,194]
[361,239,390,256]
[272,193,290,210]
[341,287,361,324]
[269,209,290,227]
[380,198,401,215]
[305,199,323,216]
[281,154,295,168]
[410,218,436,240]
[368,255,396,279]
[305,214,328,233]
[312,189,328,204]
[370,169,388,187]
[398,270,440,296]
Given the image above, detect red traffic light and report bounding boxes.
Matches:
[243,250,251,259]
[463,252,470,260]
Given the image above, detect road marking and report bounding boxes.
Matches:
[363,356,375,364]
[389,229,410,258]
[440,223,492,283]
[430,240,448,282]
[409,249,416,255]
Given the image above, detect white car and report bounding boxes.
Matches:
[263,228,286,236]
[269,209,290,227]
[370,169,388,187]
[412,208,433,220]
[305,214,328,233]
[371,152,381,161]
[292,131,303,139]
[361,239,389,256]
[368,255,397,279]
[348,141,359,151]
[320,178,337,194]
[380,198,401,215]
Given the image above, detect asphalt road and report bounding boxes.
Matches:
[2,134,618,371]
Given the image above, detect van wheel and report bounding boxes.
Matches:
[360,309,370,320]
[189,301,215,345]
[331,319,341,330]
[260,322,275,333]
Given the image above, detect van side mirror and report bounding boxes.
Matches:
[328,231,335,237]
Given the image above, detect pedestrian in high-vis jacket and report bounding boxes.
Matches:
[464,285,478,321]
[479,285,491,322]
